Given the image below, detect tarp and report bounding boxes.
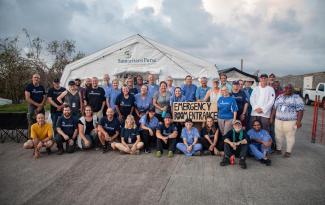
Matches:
[60,34,219,87]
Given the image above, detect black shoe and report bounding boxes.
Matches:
[46,148,52,155]
[220,158,230,166]
[144,148,151,153]
[57,149,64,155]
[102,144,108,153]
[265,159,271,166]
[239,159,247,169]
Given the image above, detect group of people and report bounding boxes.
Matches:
[23,72,304,169]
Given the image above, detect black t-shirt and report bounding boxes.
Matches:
[121,128,139,144]
[128,87,138,96]
[158,123,177,137]
[25,83,46,104]
[99,117,120,136]
[231,91,248,115]
[85,87,106,112]
[115,94,135,117]
[225,129,248,143]
[47,87,66,113]
[56,116,78,137]
[78,119,96,135]
[201,125,219,139]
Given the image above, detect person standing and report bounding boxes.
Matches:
[25,74,46,134]
[166,76,175,95]
[181,75,197,102]
[153,81,172,122]
[84,77,106,119]
[126,77,138,96]
[218,73,232,93]
[196,77,210,102]
[231,81,248,128]
[250,74,275,132]
[115,85,135,124]
[106,79,120,115]
[135,75,144,93]
[271,84,304,157]
[204,79,221,103]
[134,85,152,118]
[47,78,66,132]
[147,74,159,98]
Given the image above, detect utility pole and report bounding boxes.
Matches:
[241,59,243,71]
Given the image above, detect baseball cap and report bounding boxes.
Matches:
[260,74,268,78]
[68,80,76,86]
[164,113,171,118]
[233,120,242,125]
[53,78,60,83]
[232,80,240,85]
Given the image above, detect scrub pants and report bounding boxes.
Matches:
[249,143,271,160]
[176,143,202,156]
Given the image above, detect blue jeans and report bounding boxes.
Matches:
[54,134,75,153]
[51,112,62,133]
[249,143,271,160]
[176,143,202,156]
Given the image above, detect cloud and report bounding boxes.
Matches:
[0,0,324,76]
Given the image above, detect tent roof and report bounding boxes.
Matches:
[219,67,258,82]
[61,34,218,86]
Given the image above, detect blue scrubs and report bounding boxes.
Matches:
[247,129,272,160]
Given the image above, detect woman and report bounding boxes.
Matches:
[217,86,238,136]
[170,87,187,139]
[112,115,144,154]
[153,81,172,122]
[139,106,159,153]
[176,118,202,156]
[134,85,153,118]
[77,105,98,149]
[204,79,221,103]
[201,116,223,156]
[57,80,83,119]
[247,120,272,166]
[115,85,135,124]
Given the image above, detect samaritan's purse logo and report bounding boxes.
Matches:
[124,50,131,59]
[118,49,158,64]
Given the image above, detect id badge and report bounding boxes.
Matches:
[281,105,286,112]
[128,137,132,144]
[72,102,76,108]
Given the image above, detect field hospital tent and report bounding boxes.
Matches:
[60,34,219,87]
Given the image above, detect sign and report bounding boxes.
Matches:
[172,102,218,122]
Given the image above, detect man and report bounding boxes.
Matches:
[238,79,244,90]
[243,80,254,129]
[181,75,197,102]
[84,77,106,119]
[23,113,54,159]
[55,105,78,155]
[147,74,159,97]
[166,76,175,95]
[102,74,112,89]
[47,78,66,132]
[25,74,46,135]
[196,77,210,102]
[155,113,178,158]
[231,80,248,128]
[98,108,120,153]
[220,120,248,169]
[85,78,92,89]
[106,79,120,114]
[75,78,86,101]
[271,84,304,157]
[218,73,232,93]
[268,73,276,87]
[135,75,144,93]
[126,77,138,96]
[273,80,283,98]
[250,74,275,132]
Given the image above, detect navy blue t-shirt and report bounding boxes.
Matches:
[231,91,248,115]
[85,87,106,112]
[115,94,135,117]
[121,127,139,144]
[47,87,66,113]
[201,124,219,139]
[99,117,120,136]
[56,116,78,137]
[158,123,178,137]
[25,83,46,103]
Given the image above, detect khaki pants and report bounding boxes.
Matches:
[275,119,297,153]
[218,118,233,136]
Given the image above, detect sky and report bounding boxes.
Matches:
[0,0,324,76]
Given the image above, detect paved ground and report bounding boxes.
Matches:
[0,106,324,205]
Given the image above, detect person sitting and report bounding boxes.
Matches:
[55,105,78,155]
[155,113,178,158]
[139,106,159,153]
[220,120,248,169]
[23,113,54,159]
[112,115,144,154]
[176,118,202,156]
[201,116,223,156]
[98,108,120,153]
[77,105,99,150]
[247,120,272,166]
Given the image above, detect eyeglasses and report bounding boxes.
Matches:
[253,124,260,126]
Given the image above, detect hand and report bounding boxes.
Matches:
[64,135,70,141]
[161,106,167,111]
[149,129,154,136]
[240,114,245,121]
[296,121,302,129]
[68,139,74,146]
[209,144,214,151]
[37,141,43,149]
[131,145,137,152]
[163,137,168,144]
[255,108,263,113]
[125,145,131,153]
[84,139,91,147]
[105,134,111,141]
[187,145,193,152]
[36,106,43,113]
[231,142,237,150]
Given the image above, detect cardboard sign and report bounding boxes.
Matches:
[172,102,218,122]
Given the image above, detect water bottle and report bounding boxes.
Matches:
[162,110,166,118]
[230,155,235,165]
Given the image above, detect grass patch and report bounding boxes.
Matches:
[0,102,50,113]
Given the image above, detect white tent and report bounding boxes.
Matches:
[61,34,219,87]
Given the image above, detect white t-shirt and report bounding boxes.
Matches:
[250,85,275,118]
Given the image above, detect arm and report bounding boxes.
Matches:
[78,123,88,142]
[57,91,68,104]
[72,129,78,140]
[203,90,210,102]
[204,135,213,145]
[153,97,163,111]
[56,128,69,141]
[25,91,40,107]
[156,129,164,140]
[111,130,119,141]
[261,89,275,113]
[296,110,304,128]
[233,111,237,122]
[168,130,178,139]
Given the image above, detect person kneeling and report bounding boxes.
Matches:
[77,106,99,150]
[247,120,272,166]
[112,115,144,154]
[23,113,54,159]
[201,116,224,156]
[220,120,248,169]
[156,113,178,158]
[55,105,78,155]
[176,118,202,156]
[98,108,120,153]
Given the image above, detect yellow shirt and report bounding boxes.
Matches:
[31,122,53,140]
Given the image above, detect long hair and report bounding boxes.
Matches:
[124,115,137,129]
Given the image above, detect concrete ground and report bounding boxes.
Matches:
[0,106,324,205]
